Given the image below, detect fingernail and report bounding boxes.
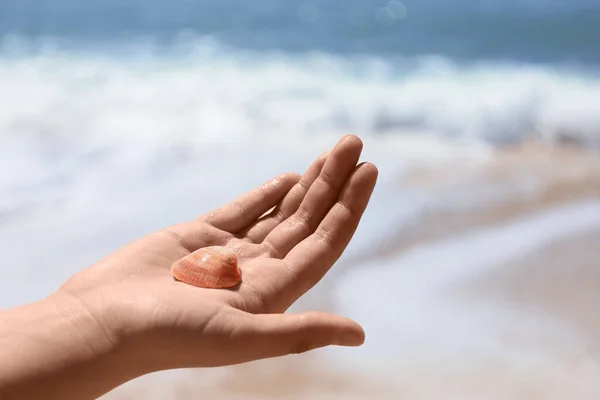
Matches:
[334,330,365,347]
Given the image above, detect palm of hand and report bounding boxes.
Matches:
[59,136,378,371]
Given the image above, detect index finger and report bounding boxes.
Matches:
[203,172,301,233]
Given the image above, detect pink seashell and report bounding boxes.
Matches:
[171,246,241,289]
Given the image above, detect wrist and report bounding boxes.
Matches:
[0,292,141,400]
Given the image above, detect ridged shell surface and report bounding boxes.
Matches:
[171,246,241,289]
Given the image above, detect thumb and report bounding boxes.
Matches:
[238,311,365,359]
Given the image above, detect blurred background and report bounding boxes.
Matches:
[1,0,600,398]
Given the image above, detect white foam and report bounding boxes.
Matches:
[2,38,600,215]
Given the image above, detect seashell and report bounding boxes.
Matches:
[171,246,241,289]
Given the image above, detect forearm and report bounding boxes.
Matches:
[0,293,138,400]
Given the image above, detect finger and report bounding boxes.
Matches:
[234,311,365,360]
[262,135,363,258]
[203,172,301,233]
[243,150,329,243]
[284,162,378,296]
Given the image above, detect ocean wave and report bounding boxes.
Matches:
[0,36,599,215]
[2,35,600,146]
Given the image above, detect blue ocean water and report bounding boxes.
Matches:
[2,0,600,146]
[2,0,600,64]
[1,0,599,150]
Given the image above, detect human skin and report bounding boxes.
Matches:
[0,135,378,400]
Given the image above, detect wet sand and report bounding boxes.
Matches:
[463,227,600,356]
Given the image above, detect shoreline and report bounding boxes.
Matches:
[360,140,600,264]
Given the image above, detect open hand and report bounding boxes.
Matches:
[56,134,378,374]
